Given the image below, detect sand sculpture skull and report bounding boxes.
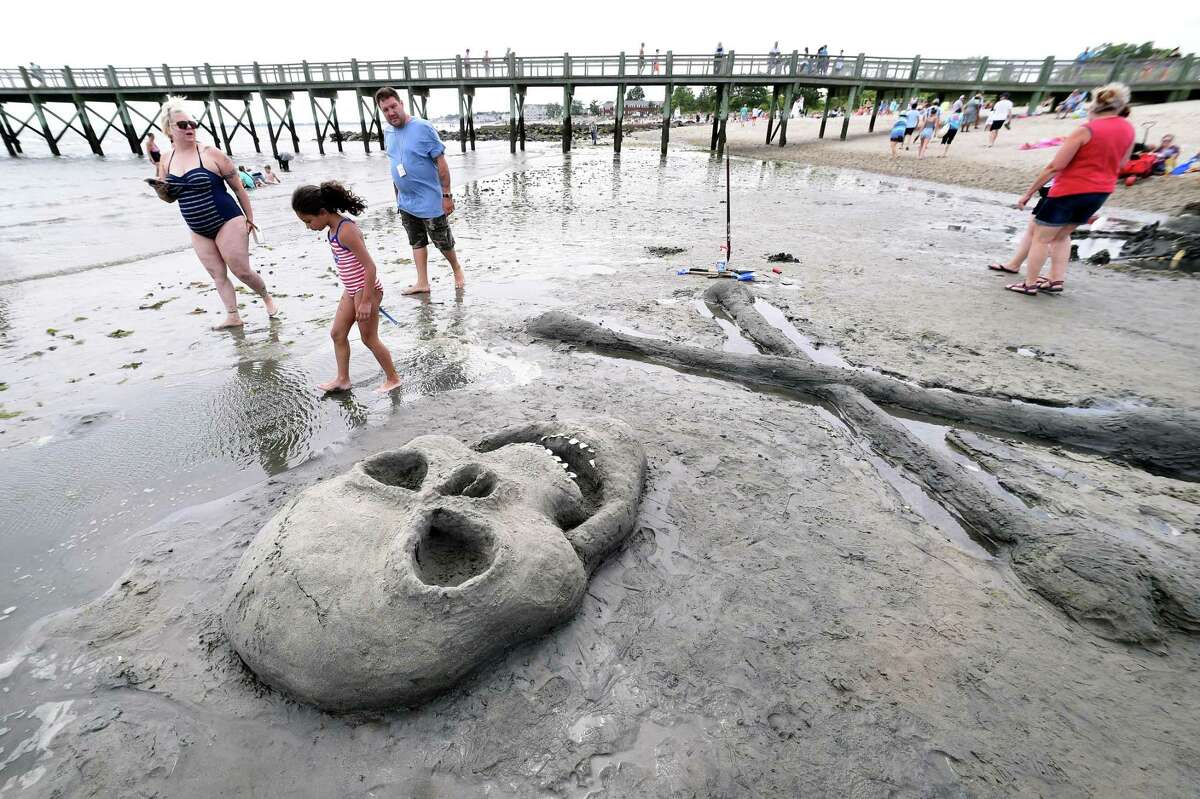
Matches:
[223,418,646,711]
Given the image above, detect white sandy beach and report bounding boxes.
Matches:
[635,100,1200,214]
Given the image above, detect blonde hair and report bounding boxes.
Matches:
[158,95,192,141]
[1089,83,1130,115]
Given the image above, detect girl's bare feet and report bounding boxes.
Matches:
[401,284,431,295]
[212,313,244,330]
[375,377,402,394]
[264,294,279,317]
[318,378,352,393]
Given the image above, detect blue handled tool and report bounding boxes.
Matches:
[379,307,401,326]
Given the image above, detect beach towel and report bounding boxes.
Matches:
[1170,157,1199,176]
[1019,137,1065,151]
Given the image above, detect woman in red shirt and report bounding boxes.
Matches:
[1007,83,1135,295]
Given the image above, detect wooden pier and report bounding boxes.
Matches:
[1,51,1196,158]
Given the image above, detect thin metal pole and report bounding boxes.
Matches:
[725,143,731,264]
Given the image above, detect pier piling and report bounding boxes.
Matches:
[0,104,18,156]
[457,85,467,153]
[466,91,476,150]
[661,51,674,156]
[517,90,526,151]
[840,85,859,140]
[778,82,795,147]
[562,85,573,153]
[354,89,370,154]
[614,84,625,153]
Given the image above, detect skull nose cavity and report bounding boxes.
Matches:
[437,464,499,498]
[412,508,497,588]
[363,449,428,491]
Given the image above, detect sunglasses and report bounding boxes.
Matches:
[175,120,200,130]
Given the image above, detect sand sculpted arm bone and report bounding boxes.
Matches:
[527,301,1200,482]
[528,285,1200,644]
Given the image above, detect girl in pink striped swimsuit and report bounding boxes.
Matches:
[292,181,402,394]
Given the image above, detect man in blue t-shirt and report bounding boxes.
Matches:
[376,87,465,294]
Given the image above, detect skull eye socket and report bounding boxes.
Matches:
[362,449,428,491]
[413,508,496,587]
[437,464,499,498]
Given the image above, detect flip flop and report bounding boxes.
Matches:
[1035,277,1064,293]
[988,263,1020,274]
[1005,282,1039,296]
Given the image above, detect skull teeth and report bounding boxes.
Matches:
[567,472,577,480]
[560,463,568,470]
[568,438,579,445]
[589,459,596,468]
[577,442,587,450]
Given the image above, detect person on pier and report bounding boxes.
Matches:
[375,87,466,295]
[153,97,277,329]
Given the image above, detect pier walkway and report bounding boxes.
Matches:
[1,51,1195,158]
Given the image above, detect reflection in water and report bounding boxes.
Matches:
[509,169,531,227]
[205,323,333,475]
[326,389,372,432]
[206,356,326,476]
[561,153,575,223]
[398,293,474,395]
[0,295,9,351]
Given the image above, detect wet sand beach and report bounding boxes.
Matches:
[1,142,1199,797]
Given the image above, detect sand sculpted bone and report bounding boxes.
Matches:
[528,283,1200,643]
[223,418,646,710]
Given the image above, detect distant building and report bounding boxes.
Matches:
[599,99,662,117]
[523,103,554,121]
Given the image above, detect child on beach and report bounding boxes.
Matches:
[916,106,939,159]
[902,101,921,150]
[940,108,962,157]
[889,115,908,156]
[291,181,402,394]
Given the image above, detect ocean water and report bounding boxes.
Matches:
[0,130,539,284]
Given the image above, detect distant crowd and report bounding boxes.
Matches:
[885,93,1015,158]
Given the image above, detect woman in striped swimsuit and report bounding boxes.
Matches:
[292,182,401,394]
[155,98,277,329]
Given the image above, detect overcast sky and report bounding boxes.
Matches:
[9,0,1199,64]
[7,0,1199,118]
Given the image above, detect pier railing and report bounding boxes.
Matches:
[2,52,1197,92]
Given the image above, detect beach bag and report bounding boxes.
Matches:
[1119,154,1156,178]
